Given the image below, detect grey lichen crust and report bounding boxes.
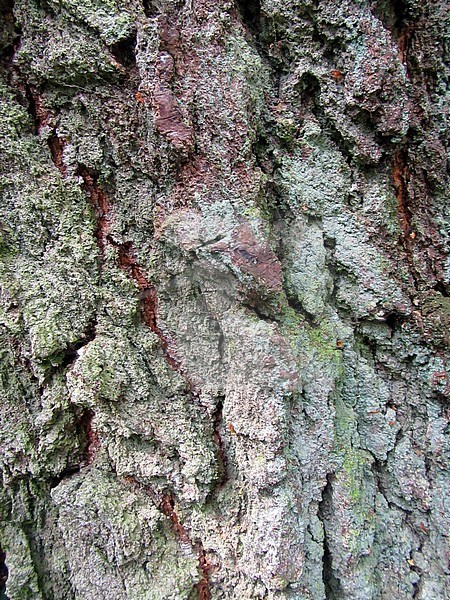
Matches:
[0,0,448,598]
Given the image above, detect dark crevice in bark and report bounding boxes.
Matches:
[41,320,96,374]
[23,84,41,134]
[25,85,56,134]
[108,31,137,69]
[0,546,8,600]
[24,86,72,181]
[211,397,228,492]
[433,281,449,298]
[79,177,184,416]
[47,132,67,176]
[77,165,110,256]
[48,406,102,478]
[0,0,17,40]
[296,72,356,167]
[0,0,14,22]
[390,145,445,297]
[78,409,102,466]
[77,167,177,357]
[285,294,316,327]
[142,0,159,18]
[242,301,277,324]
[297,72,321,113]
[384,311,408,331]
[372,457,415,518]
[392,149,412,240]
[377,4,449,299]
[372,0,415,63]
[109,237,182,371]
[235,0,261,35]
[0,0,21,92]
[49,465,81,489]
[318,475,342,600]
[81,169,200,395]
[235,0,292,77]
[411,572,423,599]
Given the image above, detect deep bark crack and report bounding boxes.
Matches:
[77,166,110,257]
[211,397,228,492]
[0,546,8,600]
[391,147,422,294]
[80,173,214,598]
[318,474,343,600]
[112,238,181,370]
[78,409,102,467]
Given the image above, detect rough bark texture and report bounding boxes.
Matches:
[0,0,449,598]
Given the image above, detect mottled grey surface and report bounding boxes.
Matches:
[0,0,449,598]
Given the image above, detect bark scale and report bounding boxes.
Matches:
[0,0,448,598]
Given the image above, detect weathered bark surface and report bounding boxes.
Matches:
[0,0,448,598]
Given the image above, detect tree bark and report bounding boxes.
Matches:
[0,0,448,598]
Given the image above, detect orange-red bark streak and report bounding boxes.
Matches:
[77,166,110,255]
[115,242,180,369]
[392,149,411,240]
[160,493,211,599]
[79,409,101,465]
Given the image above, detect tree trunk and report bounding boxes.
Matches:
[0,0,448,598]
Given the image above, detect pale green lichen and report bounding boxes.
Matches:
[15,1,124,86]
[51,466,200,599]
[0,0,448,597]
[278,137,351,216]
[50,0,136,45]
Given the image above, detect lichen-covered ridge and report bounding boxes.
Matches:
[0,0,448,598]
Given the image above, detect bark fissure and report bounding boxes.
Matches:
[77,166,110,257]
[160,494,212,600]
[318,475,342,600]
[77,167,186,372]
[0,546,8,600]
[47,132,67,177]
[121,476,212,599]
[78,409,102,467]
[392,147,420,288]
[113,239,181,370]
[76,155,215,598]
[211,396,228,492]
[108,31,138,70]
[44,320,97,374]
[235,0,261,36]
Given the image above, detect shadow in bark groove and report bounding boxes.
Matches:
[235,0,261,35]
[318,475,343,600]
[78,409,102,467]
[211,396,228,492]
[142,0,157,18]
[0,546,8,600]
[0,0,20,64]
[109,30,138,69]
